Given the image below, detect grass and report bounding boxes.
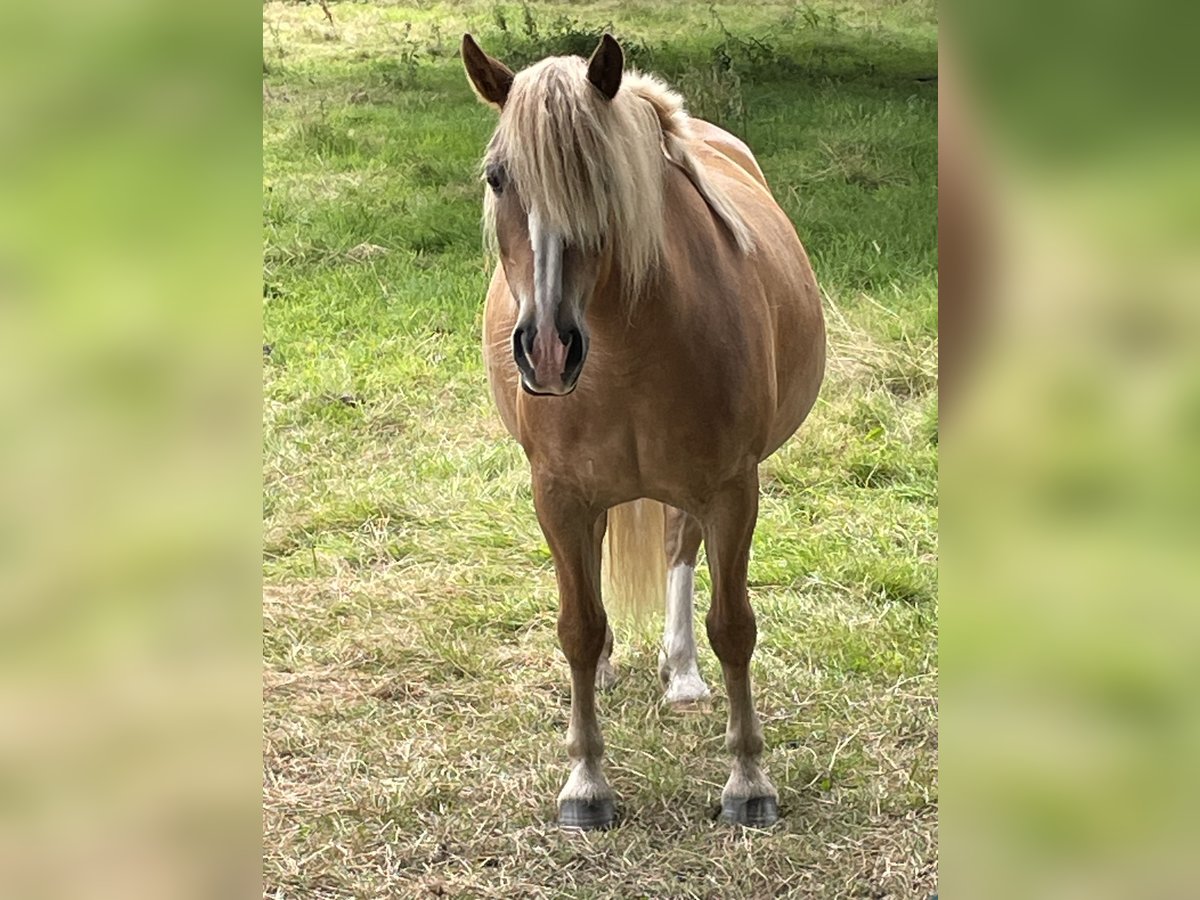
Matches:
[263,1,937,896]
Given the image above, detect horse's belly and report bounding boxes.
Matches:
[763,317,825,457]
[760,249,827,459]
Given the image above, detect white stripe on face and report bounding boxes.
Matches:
[528,209,564,336]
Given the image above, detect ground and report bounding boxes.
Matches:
[263,1,937,896]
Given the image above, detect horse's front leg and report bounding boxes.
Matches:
[703,472,778,827]
[533,480,614,830]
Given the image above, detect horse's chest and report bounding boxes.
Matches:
[514,387,754,508]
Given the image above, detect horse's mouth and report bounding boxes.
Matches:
[519,373,580,397]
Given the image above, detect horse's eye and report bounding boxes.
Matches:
[485,164,505,194]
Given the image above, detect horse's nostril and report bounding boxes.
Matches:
[512,326,537,385]
[563,327,586,378]
[513,325,536,358]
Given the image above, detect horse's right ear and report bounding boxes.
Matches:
[462,34,514,110]
[586,33,623,101]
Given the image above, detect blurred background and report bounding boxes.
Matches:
[0,0,1196,897]
[0,1,261,897]
[940,0,1200,894]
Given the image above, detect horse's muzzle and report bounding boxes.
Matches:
[513,324,587,396]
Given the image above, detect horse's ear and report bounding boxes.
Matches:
[586,33,623,101]
[462,33,514,110]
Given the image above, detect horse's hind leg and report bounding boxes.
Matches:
[702,473,778,827]
[659,506,711,705]
[534,481,615,830]
[594,510,618,690]
[596,621,617,690]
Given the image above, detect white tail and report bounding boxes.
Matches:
[602,499,667,619]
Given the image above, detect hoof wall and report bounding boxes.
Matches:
[666,697,712,714]
[559,797,615,831]
[721,795,779,828]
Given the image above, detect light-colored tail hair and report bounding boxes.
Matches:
[602,499,666,619]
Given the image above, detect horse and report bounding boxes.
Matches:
[462,32,825,830]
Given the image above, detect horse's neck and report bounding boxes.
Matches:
[585,267,682,361]
[587,264,654,331]
[586,237,675,323]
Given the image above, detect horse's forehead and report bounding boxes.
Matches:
[510,56,586,97]
[494,61,590,150]
[518,55,584,78]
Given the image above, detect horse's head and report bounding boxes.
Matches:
[462,34,636,397]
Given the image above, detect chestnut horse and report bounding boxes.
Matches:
[463,33,825,829]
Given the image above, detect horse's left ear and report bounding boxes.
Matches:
[587,33,623,101]
[462,33,514,110]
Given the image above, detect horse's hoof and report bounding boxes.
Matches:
[666,696,712,715]
[558,797,615,831]
[663,673,711,708]
[721,794,779,828]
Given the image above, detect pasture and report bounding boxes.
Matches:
[263,1,937,896]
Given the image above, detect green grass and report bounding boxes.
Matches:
[263,1,937,896]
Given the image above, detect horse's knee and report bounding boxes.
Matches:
[558,606,608,667]
[706,602,756,667]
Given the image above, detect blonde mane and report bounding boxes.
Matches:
[483,57,754,299]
